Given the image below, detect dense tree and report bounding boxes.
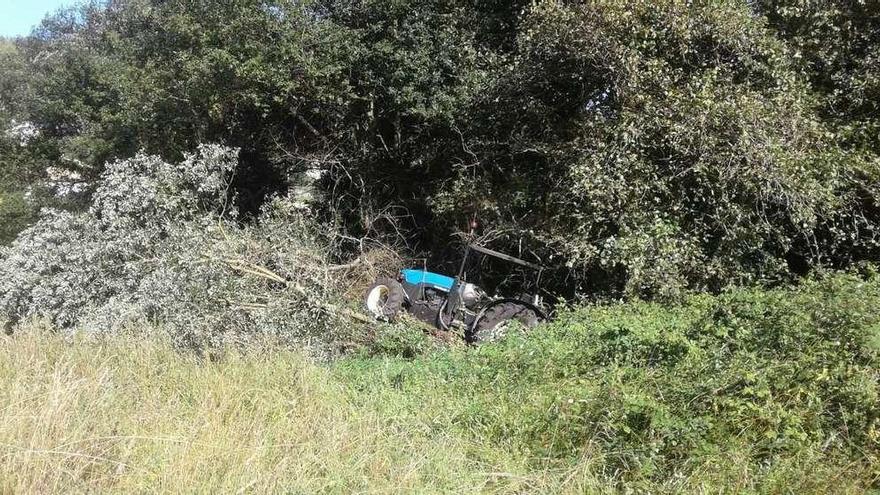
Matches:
[1,0,878,299]
[427,1,880,297]
[0,39,43,243]
[757,0,880,274]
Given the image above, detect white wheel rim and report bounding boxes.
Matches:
[366,285,389,317]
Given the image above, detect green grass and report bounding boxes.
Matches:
[1,273,879,493]
[339,274,880,493]
[0,325,570,493]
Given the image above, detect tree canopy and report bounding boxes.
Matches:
[1,0,878,299]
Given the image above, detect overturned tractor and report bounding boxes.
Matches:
[364,244,548,343]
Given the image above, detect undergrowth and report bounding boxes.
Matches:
[338,272,880,492]
[1,273,878,493]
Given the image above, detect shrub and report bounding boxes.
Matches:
[357,320,440,359]
[7,1,879,299]
[335,272,880,489]
[0,146,357,357]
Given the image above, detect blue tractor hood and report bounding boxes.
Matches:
[400,269,455,292]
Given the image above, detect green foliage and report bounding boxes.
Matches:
[759,1,880,147]
[336,272,880,489]
[0,191,35,245]
[428,0,879,298]
[0,41,39,243]
[5,0,361,213]
[0,146,360,356]
[2,4,878,489]
[1,0,879,296]
[1,275,876,492]
[358,320,439,359]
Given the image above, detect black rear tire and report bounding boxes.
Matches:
[364,277,406,321]
[467,302,541,343]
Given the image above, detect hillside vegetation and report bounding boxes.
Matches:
[2,274,878,493]
[1,0,879,298]
[1,1,879,492]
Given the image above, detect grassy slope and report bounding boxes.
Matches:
[340,274,880,493]
[1,274,878,493]
[0,328,553,494]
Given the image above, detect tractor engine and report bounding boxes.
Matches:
[460,282,487,308]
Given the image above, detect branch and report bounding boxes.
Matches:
[208,255,373,324]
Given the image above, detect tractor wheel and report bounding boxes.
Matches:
[468,302,541,343]
[364,277,406,321]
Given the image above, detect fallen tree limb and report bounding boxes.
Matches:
[208,255,374,325]
[325,258,363,272]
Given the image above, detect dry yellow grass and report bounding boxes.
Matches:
[0,325,602,494]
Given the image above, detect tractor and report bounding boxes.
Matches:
[363,243,548,343]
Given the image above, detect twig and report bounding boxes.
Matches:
[208,255,374,324]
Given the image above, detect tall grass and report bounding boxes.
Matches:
[0,325,586,494]
[1,273,878,493]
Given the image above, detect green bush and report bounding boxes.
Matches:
[0,146,359,357]
[0,190,36,245]
[3,1,879,298]
[336,272,880,489]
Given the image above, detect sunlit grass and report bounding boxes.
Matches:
[0,326,587,494]
[1,299,876,494]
